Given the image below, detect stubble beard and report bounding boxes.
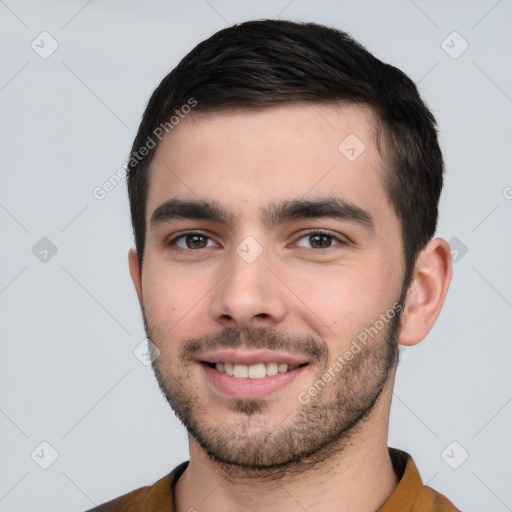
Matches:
[148,301,402,478]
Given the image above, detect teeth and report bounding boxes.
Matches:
[213,362,302,378]
[266,362,278,376]
[233,364,249,378]
[248,363,266,379]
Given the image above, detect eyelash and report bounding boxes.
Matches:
[167,230,347,252]
[293,229,347,252]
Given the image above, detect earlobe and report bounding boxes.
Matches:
[398,238,452,347]
[128,248,144,308]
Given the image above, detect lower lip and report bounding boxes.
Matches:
[202,364,308,399]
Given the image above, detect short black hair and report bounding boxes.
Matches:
[127,19,443,282]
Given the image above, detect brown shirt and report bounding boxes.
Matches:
[87,448,461,511]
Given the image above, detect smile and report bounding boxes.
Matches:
[206,362,305,379]
[201,360,309,399]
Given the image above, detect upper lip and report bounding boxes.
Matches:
[198,349,310,366]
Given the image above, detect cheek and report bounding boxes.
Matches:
[142,263,189,327]
[290,263,398,342]
[142,259,223,344]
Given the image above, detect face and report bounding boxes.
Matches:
[131,103,407,470]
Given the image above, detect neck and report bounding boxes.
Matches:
[175,383,398,512]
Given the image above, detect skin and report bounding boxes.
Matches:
[129,103,452,512]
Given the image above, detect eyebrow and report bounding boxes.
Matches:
[150,199,230,226]
[150,197,374,232]
[264,197,374,231]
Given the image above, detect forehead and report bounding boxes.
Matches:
[146,103,391,225]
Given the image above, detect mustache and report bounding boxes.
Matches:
[179,328,327,362]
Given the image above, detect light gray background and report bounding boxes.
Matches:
[1,1,511,511]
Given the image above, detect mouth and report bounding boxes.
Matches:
[202,361,308,379]
[198,351,310,399]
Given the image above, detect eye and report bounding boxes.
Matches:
[295,230,346,250]
[170,232,217,250]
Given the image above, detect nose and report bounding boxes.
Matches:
[210,247,288,330]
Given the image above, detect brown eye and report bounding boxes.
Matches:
[309,233,332,249]
[295,231,343,250]
[184,234,208,249]
[170,232,216,250]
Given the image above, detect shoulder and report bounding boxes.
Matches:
[84,463,187,512]
[415,486,462,512]
[84,483,152,512]
[386,448,461,512]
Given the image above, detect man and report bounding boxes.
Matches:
[89,19,459,511]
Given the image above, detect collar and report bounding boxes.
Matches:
[143,447,424,511]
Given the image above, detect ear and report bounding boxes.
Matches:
[128,248,143,309]
[398,238,452,347]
